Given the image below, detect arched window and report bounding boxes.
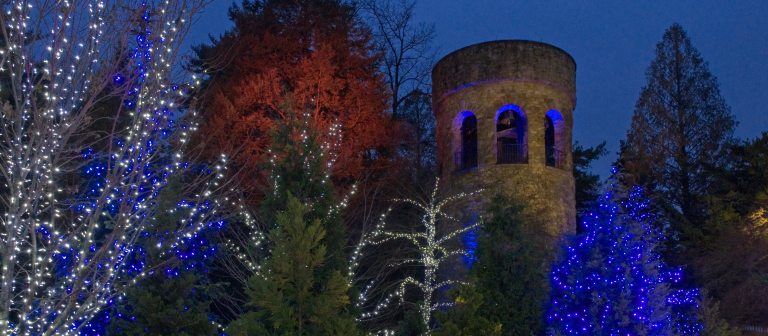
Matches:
[545,110,565,168]
[454,111,478,171]
[496,105,527,164]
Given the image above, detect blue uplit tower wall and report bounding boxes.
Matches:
[432,40,577,237]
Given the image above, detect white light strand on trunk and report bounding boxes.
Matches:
[349,179,482,334]
[0,1,242,334]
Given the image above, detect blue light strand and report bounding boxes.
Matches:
[31,3,228,334]
[546,180,703,335]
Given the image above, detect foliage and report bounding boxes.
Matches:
[433,284,502,336]
[191,0,392,197]
[691,207,768,326]
[697,296,743,336]
[107,273,216,336]
[547,181,702,335]
[227,111,357,335]
[227,195,358,336]
[706,133,768,216]
[263,110,347,276]
[573,141,607,216]
[470,194,551,334]
[397,308,429,336]
[104,179,220,335]
[620,23,736,248]
[685,133,768,326]
[209,109,348,323]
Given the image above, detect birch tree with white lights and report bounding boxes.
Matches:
[350,180,482,334]
[0,1,240,334]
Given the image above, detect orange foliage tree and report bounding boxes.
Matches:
[190,0,393,198]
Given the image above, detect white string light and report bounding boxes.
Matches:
[220,111,350,291]
[349,179,482,334]
[0,1,243,334]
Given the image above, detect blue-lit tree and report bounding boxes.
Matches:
[92,177,224,336]
[547,178,702,335]
[0,1,241,334]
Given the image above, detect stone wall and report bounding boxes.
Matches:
[432,40,577,236]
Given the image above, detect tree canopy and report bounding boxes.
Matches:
[621,23,736,236]
[191,0,393,198]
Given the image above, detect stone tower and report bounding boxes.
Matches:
[432,40,576,236]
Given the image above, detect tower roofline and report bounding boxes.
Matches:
[431,40,576,110]
[433,40,576,75]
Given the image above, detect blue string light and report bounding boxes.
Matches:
[547,182,703,335]
[47,3,227,334]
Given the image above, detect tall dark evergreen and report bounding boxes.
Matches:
[473,195,551,334]
[573,141,607,217]
[621,23,736,244]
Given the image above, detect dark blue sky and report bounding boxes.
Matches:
[186,1,768,177]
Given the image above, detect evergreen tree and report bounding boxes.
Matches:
[108,273,216,336]
[434,285,502,336]
[692,204,768,326]
[397,308,429,336]
[260,109,346,273]
[471,195,551,334]
[698,296,743,336]
[547,180,702,335]
[706,133,768,219]
[573,142,607,217]
[621,23,736,249]
[105,178,221,336]
[227,112,358,335]
[228,195,358,335]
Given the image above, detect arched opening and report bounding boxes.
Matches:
[496,105,527,164]
[454,111,478,171]
[545,110,565,168]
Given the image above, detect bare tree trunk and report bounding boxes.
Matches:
[350,179,482,333]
